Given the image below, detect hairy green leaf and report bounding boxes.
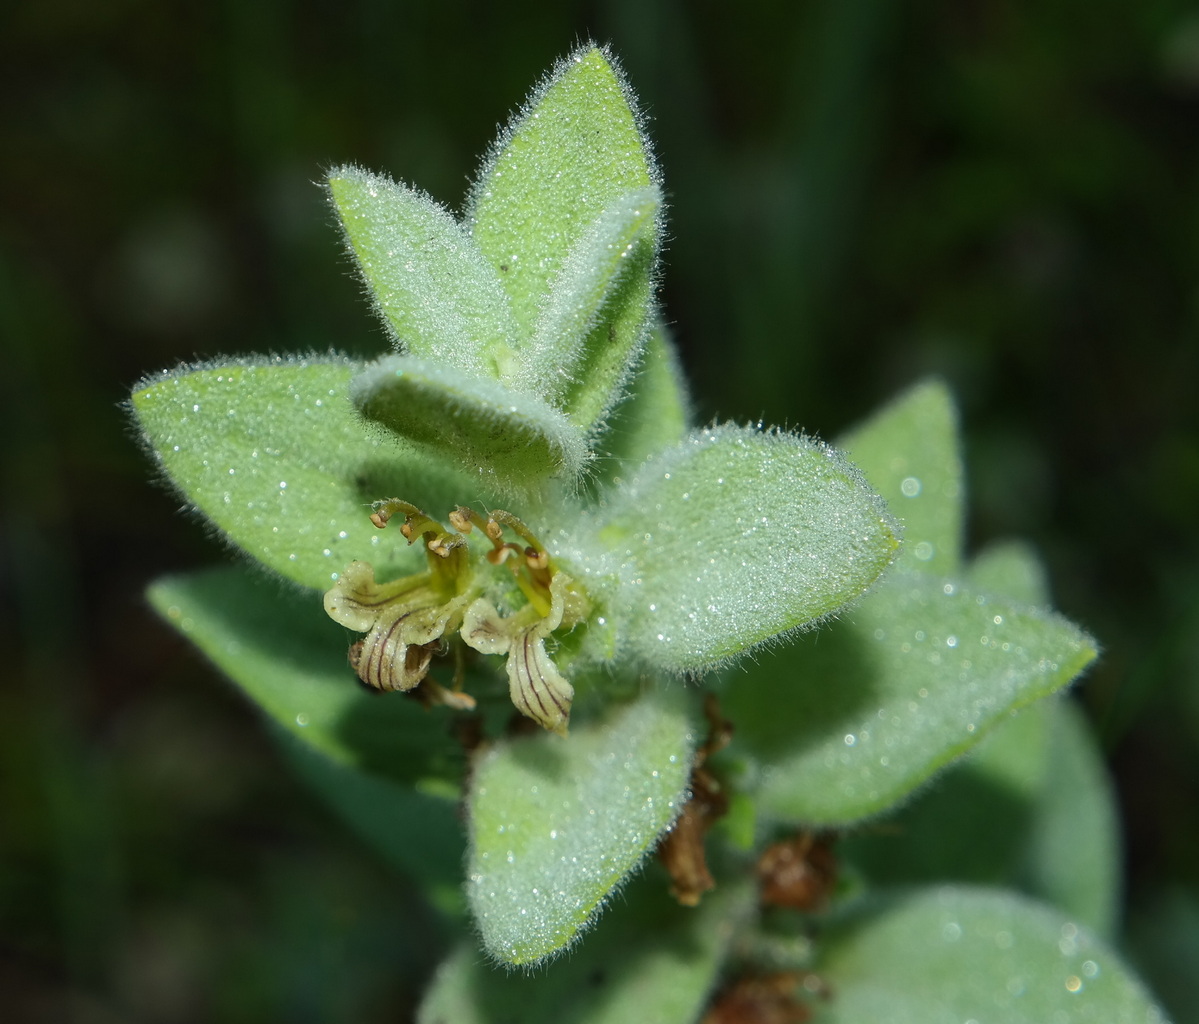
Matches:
[467,45,657,339]
[841,697,1120,936]
[969,538,1050,606]
[147,564,467,788]
[1015,698,1121,936]
[131,357,479,589]
[282,737,464,914]
[596,425,899,673]
[839,378,963,576]
[520,186,661,428]
[419,875,750,1024]
[350,354,588,488]
[818,887,1169,1024]
[466,689,695,965]
[327,167,517,377]
[731,568,1097,825]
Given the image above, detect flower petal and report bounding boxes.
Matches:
[323,560,439,632]
[506,630,574,736]
[460,598,511,656]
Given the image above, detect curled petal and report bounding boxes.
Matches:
[325,560,469,692]
[506,628,574,736]
[460,598,511,656]
[461,574,576,733]
[352,611,445,692]
[324,560,440,632]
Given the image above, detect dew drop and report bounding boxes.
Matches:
[900,476,922,497]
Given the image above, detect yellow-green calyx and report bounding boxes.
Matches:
[323,499,587,733]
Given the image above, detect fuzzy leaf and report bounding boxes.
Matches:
[1015,698,1121,936]
[466,689,696,965]
[467,46,657,340]
[131,357,480,589]
[817,887,1170,1024]
[350,354,588,488]
[840,697,1120,937]
[327,166,517,377]
[281,736,464,913]
[839,378,963,576]
[146,564,466,789]
[418,875,750,1024]
[595,425,899,673]
[968,539,1050,606]
[730,567,1097,825]
[519,186,661,428]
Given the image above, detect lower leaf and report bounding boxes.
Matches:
[727,568,1097,825]
[817,886,1170,1023]
[419,874,751,1023]
[466,687,697,965]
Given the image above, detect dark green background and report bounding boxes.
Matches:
[3,1,1197,1020]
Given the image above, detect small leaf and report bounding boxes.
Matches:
[467,45,657,339]
[147,564,467,788]
[1015,698,1121,936]
[519,186,662,428]
[418,874,751,1024]
[350,354,588,488]
[131,357,480,589]
[729,568,1097,825]
[327,166,517,377]
[817,887,1170,1024]
[968,538,1050,606]
[839,379,963,576]
[466,688,696,965]
[596,425,899,673]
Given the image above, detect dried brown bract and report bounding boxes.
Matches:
[757,833,837,913]
[657,694,732,906]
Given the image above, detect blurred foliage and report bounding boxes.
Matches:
[2,0,1197,1020]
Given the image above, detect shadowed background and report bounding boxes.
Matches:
[3,0,1197,1020]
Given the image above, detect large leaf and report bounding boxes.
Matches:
[593,424,899,673]
[327,167,517,377]
[281,736,463,913]
[817,887,1170,1023]
[131,357,481,589]
[724,386,1096,825]
[466,688,696,965]
[147,564,467,788]
[730,567,1097,825]
[840,697,1120,936]
[419,874,750,1024]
